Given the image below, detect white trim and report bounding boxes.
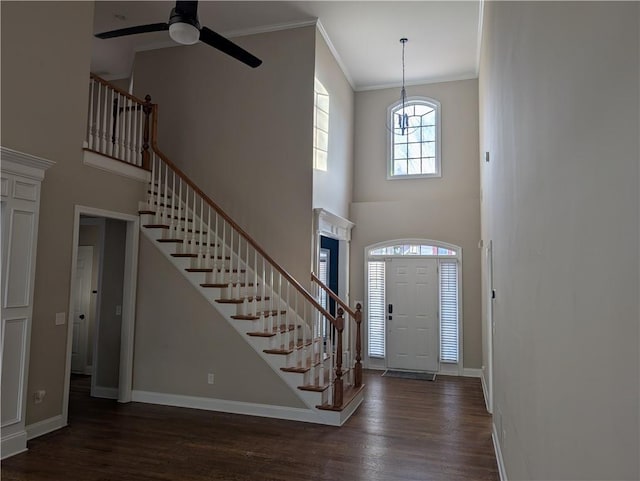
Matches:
[492,423,508,481]
[26,415,65,441]
[0,430,27,460]
[475,0,485,77]
[92,386,119,400]
[481,367,490,412]
[356,72,478,92]
[82,150,150,183]
[316,20,355,90]
[63,206,139,426]
[224,19,318,42]
[132,390,330,426]
[1,146,55,181]
[462,368,482,378]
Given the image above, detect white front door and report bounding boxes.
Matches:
[71,246,93,374]
[386,258,439,372]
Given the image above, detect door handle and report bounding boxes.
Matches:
[388,304,393,314]
[79,314,85,320]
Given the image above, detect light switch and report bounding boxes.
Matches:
[55,312,66,325]
[116,305,122,316]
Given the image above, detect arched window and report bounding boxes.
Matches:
[388,97,441,179]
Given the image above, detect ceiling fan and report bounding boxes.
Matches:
[95,0,262,68]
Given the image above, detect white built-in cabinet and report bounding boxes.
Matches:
[0,147,54,459]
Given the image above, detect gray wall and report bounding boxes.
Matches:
[1,1,147,425]
[134,236,306,408]
[133,26,316,286]
[313,30,354,220]
[479,2,639,479]
[350,79,482,369]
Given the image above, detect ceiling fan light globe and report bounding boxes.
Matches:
[169,22,200,45]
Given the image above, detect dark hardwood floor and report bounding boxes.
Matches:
[2,371,498,481]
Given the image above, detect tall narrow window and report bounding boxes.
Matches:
[388,98,441,178]
[367,261,386,358]
[313,79,329,171]
[439,260,458,363]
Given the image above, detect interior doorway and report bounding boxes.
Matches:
[63,206,139,426]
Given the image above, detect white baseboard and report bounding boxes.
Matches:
[1,430,27,460]
[492,423,508,481]
[463,368,482,378]
[92,386,118,399]
[131,390,326,425]
[26,415,65,441]
[480,368,491,413]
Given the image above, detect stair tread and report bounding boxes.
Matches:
[201,282,256,288]
[280,366,310,374]
[157,239,217,246]
[216,296,270,304]
[231,310,286,320]
[172,253,231,260]
[186,268,246,273]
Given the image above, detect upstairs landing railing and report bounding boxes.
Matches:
[86,74,363,409]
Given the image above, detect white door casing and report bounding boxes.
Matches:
[71,246,92,374]
[386,258,439,372]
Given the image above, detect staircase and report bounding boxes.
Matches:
[85,73,364,426]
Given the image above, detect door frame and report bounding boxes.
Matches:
[483,240,494,413]
[364,239,463,375]
[63,205,139,424]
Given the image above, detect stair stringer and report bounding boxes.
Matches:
[138,221,348,426]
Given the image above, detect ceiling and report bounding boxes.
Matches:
[92,1,482,91]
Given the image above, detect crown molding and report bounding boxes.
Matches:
[316,20,355,90]
[475,0,485,77]
[1,146,55,180]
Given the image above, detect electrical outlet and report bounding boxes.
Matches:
[55,312,66,325]
[207,373,214,385]
[34,390,46,404]
[115,305,122,316]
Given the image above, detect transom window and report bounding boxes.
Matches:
[388,97,441,179]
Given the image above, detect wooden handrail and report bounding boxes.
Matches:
[149,104,337,326]
[311,272,356,318]
[90,73,147,105]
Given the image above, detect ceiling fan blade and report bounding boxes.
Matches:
[199,27,262,68]
[96,23,169,39]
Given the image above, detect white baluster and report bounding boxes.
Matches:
[213,214,219,282]
[175,178,183,237]
[191,188,197,254]
[88,79,95,149]
[206,207,211,269]
[181,187,190,254]
[101,83,108,153]
[148,154,155,211]
[221,220,226,285]
[198,198,204,267]
[169,170,176,235]
[95,82,103,153]
[261,258,267,331]
[107,88,115,157]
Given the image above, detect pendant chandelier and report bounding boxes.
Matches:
[397,38,409,135]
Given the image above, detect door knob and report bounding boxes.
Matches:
[79,314,85,320]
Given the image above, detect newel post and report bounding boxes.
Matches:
[333,308,344,408]
[354,303,363,387]
[141,94,152,170]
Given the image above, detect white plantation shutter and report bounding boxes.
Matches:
[367,261,386,358]
[318,250,328,310]
[439,260,458,363]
